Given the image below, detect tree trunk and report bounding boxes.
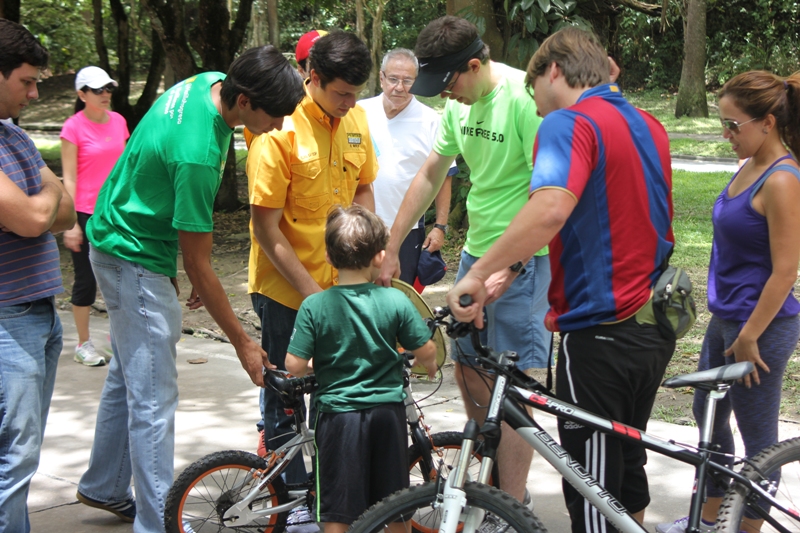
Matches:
[141,0,198,80]
[355,0,366,43]
[452,0,504,61]
[0,0,20,22]
[367,0,387,96]
[214,140,241,211]
[674,0,708,117]
[267,0,279,48]
[91,0,111,71]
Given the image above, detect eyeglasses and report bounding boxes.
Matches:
[83,85,116,95]
[382,73,415,88]
[442,71,461,95]
[720,116,759,134]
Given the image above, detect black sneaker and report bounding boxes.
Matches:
[76,491,136,523]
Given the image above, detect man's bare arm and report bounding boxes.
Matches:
[0,168,65,237]
[179,230,269,387]
[447,188,576,325]
[250,205,323,299]
[423,174,452,253]
[40,166,77,234]
[353,182,375,212]
[376,151,455,285]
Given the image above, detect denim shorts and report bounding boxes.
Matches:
[451,250,553,370]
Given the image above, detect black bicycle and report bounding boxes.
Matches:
[348,299,800,533]
[163,308,494,533]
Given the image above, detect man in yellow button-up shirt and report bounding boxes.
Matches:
[245,32,377,497]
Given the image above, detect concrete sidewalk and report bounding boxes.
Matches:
[28,310,800,532]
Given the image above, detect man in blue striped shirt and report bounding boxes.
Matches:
[0,19,76,533]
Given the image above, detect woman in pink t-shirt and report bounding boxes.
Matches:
[60,66,129,367]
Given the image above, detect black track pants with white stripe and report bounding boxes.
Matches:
[554,319,674,533]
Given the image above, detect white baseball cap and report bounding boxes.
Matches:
[75,66,118,91]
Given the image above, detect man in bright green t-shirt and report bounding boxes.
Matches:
[375,15,549,508]
[78,46,305,531]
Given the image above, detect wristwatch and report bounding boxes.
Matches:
[509,261,527,276]
[433,223,448,233]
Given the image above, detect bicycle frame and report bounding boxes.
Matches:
[222,421,315,525]
[221,368,441,527]
[449,354,795,533]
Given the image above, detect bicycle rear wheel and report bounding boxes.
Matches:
[347,481,546,533]
[408,432,495,487]
[164,450,289,533]
[717,437,800,533]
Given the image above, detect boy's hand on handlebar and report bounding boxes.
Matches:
[447,275,487,328]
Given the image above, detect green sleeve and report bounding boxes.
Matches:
[396,297,434,352]
[172,161,221,232]
[287,303,316,360]
[432,100,460,157]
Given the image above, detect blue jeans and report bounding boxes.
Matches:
[252,293,310,484]
[0,297,62,533]
[79,248,182,533]
[452,251,552,370]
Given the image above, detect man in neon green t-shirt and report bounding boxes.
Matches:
[78,47,305,530]
[375,16,549,507]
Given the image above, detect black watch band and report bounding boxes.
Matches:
[433,223,448,233]
[509,261,527,276]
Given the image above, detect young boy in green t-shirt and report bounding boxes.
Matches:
[285,205,437,533]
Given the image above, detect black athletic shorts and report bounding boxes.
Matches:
[314,402,409,525]
[555,318,674,533]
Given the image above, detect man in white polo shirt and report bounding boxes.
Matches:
[359,48,456,288]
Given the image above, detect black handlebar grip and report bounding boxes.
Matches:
[459,294,474,307]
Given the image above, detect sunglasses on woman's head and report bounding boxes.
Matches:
[83,85,116,95]
[720,116,759,134]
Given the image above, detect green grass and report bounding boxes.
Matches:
[670,138,733,159]
[625,89,721,134]
[34,139,62,161]
[671,170,729,269]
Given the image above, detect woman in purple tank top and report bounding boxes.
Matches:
[658,71,800,533]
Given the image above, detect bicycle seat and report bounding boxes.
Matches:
[662,361,754,389]
[265,370,318,400]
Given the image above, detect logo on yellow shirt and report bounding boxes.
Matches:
[347,133,362,146]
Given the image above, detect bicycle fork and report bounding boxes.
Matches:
[436,372,506,533]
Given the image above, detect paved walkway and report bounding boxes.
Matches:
[27,310,800,532]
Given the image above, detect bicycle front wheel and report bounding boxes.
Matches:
[164,450,289,533]
[717,437,800,533]
[347,481,546,533]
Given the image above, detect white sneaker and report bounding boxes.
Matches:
[656,516,714,533]
[287,506,319,533]
[74,339,106,367]
[523,488,534,512]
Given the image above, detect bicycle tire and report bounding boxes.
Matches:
[164,450,289,533]
[717,437,800,533]
[347,481,546,533]
[408,431,495,487]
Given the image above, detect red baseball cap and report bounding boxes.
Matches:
[295,30,328,63]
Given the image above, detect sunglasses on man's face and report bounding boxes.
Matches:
[720,116,759,134]
[84,85,116,95]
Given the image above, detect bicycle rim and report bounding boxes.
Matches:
[717,437,800,533]
[164,450,287,533]
[408,432,492,487]
[348,481,546,533]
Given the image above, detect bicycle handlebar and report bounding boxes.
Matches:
[264,369,318,399]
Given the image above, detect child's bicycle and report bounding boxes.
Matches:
[347,298,800,533]
[163,309,494,533]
